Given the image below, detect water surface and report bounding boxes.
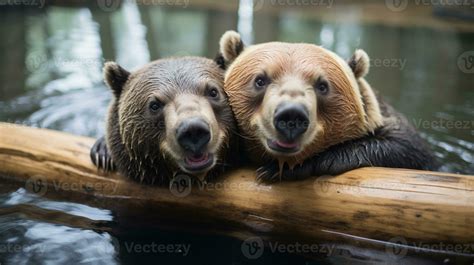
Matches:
[0,2,473,264]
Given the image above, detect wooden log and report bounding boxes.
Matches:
[0,122,473,261]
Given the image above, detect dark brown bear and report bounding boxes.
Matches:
[218,31,438,182]
[90,57,237,184]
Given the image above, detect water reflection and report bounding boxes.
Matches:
[0,5,471,175]
[0,3,472,264]
[0,188,117,265]
[0,3,472,169]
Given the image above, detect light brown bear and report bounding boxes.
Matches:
[217,31,438,182]
[90,57,238,184]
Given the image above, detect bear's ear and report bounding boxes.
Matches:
[103,62,130,98]
[347,49,370,79]
[217,30,245,70]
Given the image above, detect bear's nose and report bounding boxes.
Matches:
[273,103,309,142]
[176,118,211,154]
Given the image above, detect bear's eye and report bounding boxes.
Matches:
[315,79,329,95]
[206,86,220,99]
[254,74,270,90]
[149,100,163,112]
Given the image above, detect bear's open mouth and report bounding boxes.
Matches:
[183,153,214,172]
[267,139,300,154]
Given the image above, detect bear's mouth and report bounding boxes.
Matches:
[183,153,214,172]
[267,139,301,154]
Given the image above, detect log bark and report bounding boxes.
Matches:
[0,122,473,261]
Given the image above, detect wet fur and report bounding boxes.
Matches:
[91,57,238,184]
[256,97,439,181]
[219,31,438,182]
[224,43,377,164]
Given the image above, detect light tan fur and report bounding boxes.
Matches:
[160,94,224,173]
[346,49,383,132]
[222,36,383,166]
[219,30,244,64]
[348,49,370,79]
[358,78,384,132]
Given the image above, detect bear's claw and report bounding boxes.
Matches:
[256,160,315,183]
[256,162,281,183]
[90,136,116,172]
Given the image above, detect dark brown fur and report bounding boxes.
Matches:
[91,57,238,184]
